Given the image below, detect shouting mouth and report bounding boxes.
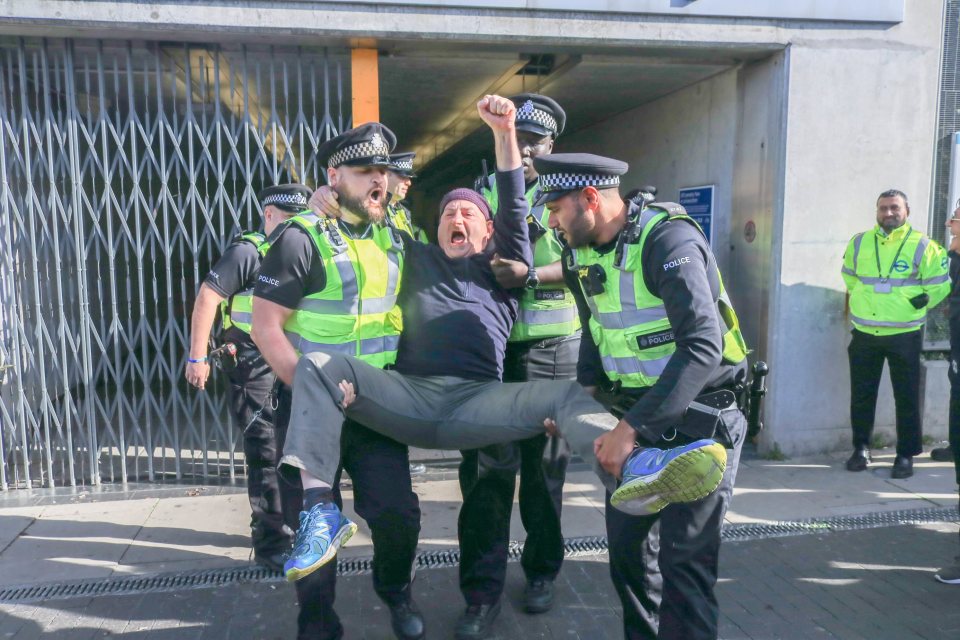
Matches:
[450,230,467,245]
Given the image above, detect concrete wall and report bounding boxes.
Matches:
[767,2,945,455]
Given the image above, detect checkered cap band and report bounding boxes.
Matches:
[391,157,414,172]
[263,193,308,208]
[328,134,391,167]
[539,172,620,193]
[516,100,557,134]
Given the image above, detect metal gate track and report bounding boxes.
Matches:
[0,505,956,604]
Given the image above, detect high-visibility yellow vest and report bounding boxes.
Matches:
[387,202,428,244]
[841,223,950,336]
[569,205,748,389]
[279,213,404,369]
[220,231,266,334]
[481,177,580,342]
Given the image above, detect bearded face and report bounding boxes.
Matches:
[330,165,389,224]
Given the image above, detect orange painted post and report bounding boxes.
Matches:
[351,48,379,125]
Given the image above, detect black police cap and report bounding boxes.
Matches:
[388,151,417,178]
[510,93,566,138]
[258,184,313,213]
[532,153,628,206]
[316,122,397,169]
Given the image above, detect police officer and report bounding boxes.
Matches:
[387,152,429,244]
[841,189,950,478]
[456,94,578,633]
[251,124,424,640]
[387,151,430,477]
[184,184,308,571]
[537,153,749,640]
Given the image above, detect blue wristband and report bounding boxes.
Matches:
[187,356,208,364]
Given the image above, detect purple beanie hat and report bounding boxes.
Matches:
[439,188,491,220]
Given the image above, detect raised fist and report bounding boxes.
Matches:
[477,95,516,132]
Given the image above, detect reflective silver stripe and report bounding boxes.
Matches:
[284,332,357,356]
[517,306,578,326]
[283,333,400,356]
[361,296,399,314]
[601,353,672,378]
[851,233,864,272]
[231,310,252,325]
[359,334,400,356]
[850,315,925,329]
[923,273,950,285]
[854,276,922,287]
[386,249,401,297]
[911,236,929,277]
[841,266,856,277]
[298,297,358,314]
[619,269,637,311]
[594,306,667,331]
[332,250,359,302]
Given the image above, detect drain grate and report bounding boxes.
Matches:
[1,505,955,604]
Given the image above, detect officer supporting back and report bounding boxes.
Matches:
[184,184,308,571]
[538,152,750,640]
[456,94,579,637]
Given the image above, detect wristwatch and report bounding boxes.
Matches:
[524,266,540,290]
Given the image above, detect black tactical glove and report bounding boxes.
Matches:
[909,293,930,309]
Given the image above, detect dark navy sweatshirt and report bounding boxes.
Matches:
[395,168,532,381]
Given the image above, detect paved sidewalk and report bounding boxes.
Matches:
[0,446,957,638]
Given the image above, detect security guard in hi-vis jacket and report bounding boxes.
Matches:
[841,189,950,479]
[251,123,424,640]
[459,93,579,620]
[538,152,750,640]
[184,184,309,572]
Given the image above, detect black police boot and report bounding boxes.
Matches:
[455,602,501,640]
[389,599,425,640]
[891,455,913,479]
[523,578,554,614]
[845,446,871,472]
[931,446,954,462]
[253,549,287,574]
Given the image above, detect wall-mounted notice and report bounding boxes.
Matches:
[678,185,715,247]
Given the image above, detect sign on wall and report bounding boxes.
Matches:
[678,185,715,246]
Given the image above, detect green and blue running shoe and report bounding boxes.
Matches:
[284,503,358,582]
[610,439,727,515]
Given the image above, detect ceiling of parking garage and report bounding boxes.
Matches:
[373,44,776,189]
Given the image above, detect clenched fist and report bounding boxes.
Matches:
[477,95,517,133]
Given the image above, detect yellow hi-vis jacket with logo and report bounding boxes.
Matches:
[278,212,404,369]
[481,176,580,342]
[220,231,265,334]
[841,223,950,336]
[569,206,748,389]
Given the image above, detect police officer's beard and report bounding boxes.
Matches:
[337,189,386,225]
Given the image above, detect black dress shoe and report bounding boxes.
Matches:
[891,455,913,479]
[845,447,871,472]
[253,550,287,574]
[931,446,954,462]
[523,578,554,614]
[455,602,501,640]
[389,600,425,640]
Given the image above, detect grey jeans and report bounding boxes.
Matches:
[282,351,620,493]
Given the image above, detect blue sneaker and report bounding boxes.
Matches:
[284,503,358,582]
[610,439,727,515]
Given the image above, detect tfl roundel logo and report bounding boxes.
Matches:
[892,259,909,273]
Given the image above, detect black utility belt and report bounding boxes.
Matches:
[512,332,580,350]
[666,389,741,448]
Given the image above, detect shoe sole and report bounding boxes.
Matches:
[610,443,727,513]
[935,574,960,584]
[285,520,358,582]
